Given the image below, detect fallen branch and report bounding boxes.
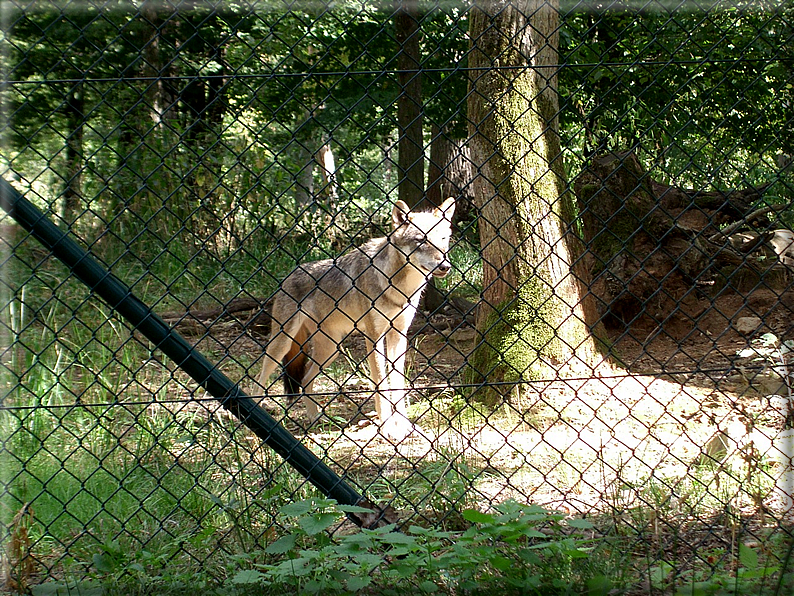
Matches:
[159,297,264,325]
[707,204,787,244]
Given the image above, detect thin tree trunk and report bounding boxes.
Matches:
[426,123,474,221]
[140,1,175,128]
[62,85,83,225]
[316,141,338,204]
[395,1,424,208]
[425,123,448,208]
[467,0,604,399]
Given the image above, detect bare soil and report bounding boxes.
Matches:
[184,284,793,526]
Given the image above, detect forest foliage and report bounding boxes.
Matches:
[3,0,791,279]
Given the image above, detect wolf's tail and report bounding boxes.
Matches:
[283,325,308,396]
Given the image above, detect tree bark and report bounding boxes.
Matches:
[426,123,475,221]
[140,1,176,128]
[425,123,447,208]
[62,85,84,226]
[316,140,338,204]
[467,0,604,399]
[395,1,424,208]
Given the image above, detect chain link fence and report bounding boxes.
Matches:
[2,0,793,593]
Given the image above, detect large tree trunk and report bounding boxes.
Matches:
[395,1,424,208]
[467,0,604,400]
[140,1,176,128]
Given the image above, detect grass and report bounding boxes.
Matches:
[3,343,793,594]
[0,238,313,587]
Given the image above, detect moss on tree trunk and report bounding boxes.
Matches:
[467,0,605,402]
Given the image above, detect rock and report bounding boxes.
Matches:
[698,430,731,465]
[735,316,762,335]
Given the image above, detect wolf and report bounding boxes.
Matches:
[257,197,455,440]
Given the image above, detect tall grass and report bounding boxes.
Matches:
[0,230,326,585]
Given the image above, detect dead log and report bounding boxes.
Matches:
[159,296,266,335]
[653,180,771,219]
[574,151,777,330]
[245,306,272,339]
[707,204,787,244]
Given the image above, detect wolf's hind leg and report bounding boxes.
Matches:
[257,318,303,392]
[299,331,339,423]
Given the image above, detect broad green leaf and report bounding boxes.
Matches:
[490,555,513,571]
[511,528,545,540]
[265,533,297,554]
[566,517,594,530]
[462,509,494,524]
[564,547,590,559]
[32,582,103,596]
[378,531,416,545]
[738,543,758,571]
[350,553,384,568]
[92,553,116,573]
[740,566,779,579]
[346,575,371,591]
[231,569,264,585]
[587,575,613,596]
[272,557,313,577]
[279,500,316,517]
[338,504,380,514]
[298,511,339,535]
[650,562,673,587]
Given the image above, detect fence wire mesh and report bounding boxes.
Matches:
[1,0,793,593]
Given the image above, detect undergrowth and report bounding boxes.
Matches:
[28,498,624,596]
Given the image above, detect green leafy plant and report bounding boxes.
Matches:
[226,498,618,595]
[650,541,790,596]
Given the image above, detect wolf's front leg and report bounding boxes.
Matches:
[364,335,388,422]
[366,330,416,441]
[385,328,409,417]
[379,329,419,441]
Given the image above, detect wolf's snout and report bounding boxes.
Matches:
[433,260,452,277]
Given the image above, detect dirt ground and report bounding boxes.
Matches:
[186,280,794,533]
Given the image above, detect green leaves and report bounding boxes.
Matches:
[298,511,339,536]
[244,498,610,595]
[650,543,784,595]
[230,569,264,585]
[739,542,759,571]
[461,508,494,524]
[265,534,297,554]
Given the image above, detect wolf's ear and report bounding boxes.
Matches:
[392,200,410,228]
[436,197,456,221]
